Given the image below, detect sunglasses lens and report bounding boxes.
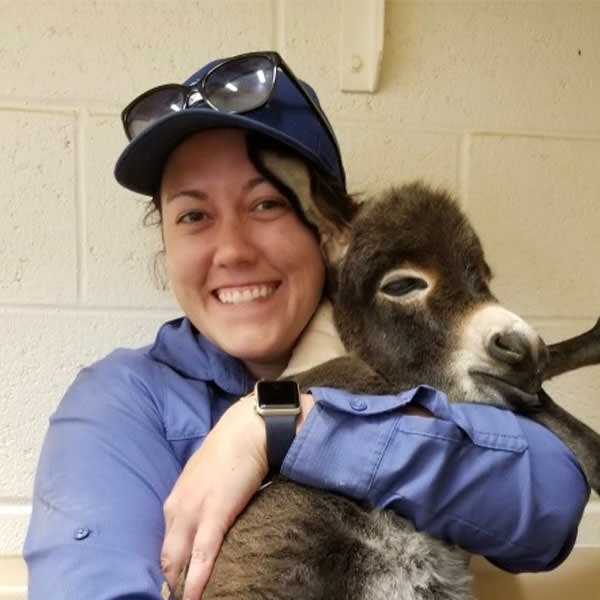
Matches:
[204,56,275,113]
[126,86,186,139]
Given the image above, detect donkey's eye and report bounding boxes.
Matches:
[381,277,428,296]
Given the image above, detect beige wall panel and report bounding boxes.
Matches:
[0,111,77,304]
[338,124,459,195]
[0,0,274,105]
[466,135,600,318]
[339,1,600,131]
[0,309,176,500]
[544,363,600,446]
[85,115,178,308]
[575,494,600,547]
[471,547,600,600]
[0,555,26,599]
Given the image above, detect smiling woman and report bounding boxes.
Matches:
[160,129,326,379]
[23,50,589,600]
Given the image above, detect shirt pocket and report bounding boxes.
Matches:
[395,402,528,453]
[446,402,528,453]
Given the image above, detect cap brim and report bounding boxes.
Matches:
[115,109,327,196]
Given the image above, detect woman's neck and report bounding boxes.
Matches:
[243,356,289,381]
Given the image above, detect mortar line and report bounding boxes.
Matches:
[0,497,32,505]
[0,99,121,116]
[76,108,88,304]
[0,303,179,317]
[0,504,31,516]
[273,0,285,53]
[314,118,600,141]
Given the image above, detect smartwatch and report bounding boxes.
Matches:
[254,379,301,474]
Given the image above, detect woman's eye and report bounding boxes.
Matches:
[255,197,290,212]
[177,211,207,224]
[381,277,428,296]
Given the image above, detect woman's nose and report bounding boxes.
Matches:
[212,218,258,267]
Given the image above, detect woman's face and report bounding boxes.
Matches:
[160,129,326,379]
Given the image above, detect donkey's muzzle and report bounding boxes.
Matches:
[485,328,549,393]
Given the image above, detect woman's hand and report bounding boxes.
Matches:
[161,392,314,599]
[160,393,266,599]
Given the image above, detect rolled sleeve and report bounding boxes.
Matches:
[282,385,589,573]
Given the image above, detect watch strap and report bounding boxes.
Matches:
[264,414,297,474]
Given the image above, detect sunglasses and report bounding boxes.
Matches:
[121,51,342,170]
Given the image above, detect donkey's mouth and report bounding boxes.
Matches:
[469,370,542,411]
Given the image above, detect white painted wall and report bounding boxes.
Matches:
[1,0,599,592]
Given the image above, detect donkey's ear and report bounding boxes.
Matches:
[258,150,351,265]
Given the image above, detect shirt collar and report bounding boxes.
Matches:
[149,317,254,396]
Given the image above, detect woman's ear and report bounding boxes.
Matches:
[258,150,351,265]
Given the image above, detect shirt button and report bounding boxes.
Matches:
[73,527,90,540]
[349,397,367,411]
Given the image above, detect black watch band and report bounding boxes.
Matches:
[254,380,301,475]
[264,414,298,474]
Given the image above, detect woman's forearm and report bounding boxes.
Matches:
[282,385,589,573]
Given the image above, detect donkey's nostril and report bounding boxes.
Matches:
[488,331,530,365]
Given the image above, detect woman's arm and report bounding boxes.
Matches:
[283,385,590,573]
[162,384,589,598]
[25,351,188,600]
[160,395,268,599]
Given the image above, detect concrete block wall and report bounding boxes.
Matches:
[1,0,599,590]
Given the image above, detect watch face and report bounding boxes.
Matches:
[256,380,300,408]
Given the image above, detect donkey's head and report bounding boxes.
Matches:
[256,151,548,408]
[332,183,548,408]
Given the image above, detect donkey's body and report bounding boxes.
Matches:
[193,183,600,600]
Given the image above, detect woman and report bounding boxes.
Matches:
[25,52,589,600]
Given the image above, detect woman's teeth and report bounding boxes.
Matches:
[217,285,275,304]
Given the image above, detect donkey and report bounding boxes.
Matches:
[177,181,600,600]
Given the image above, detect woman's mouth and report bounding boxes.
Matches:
[215,283,278,305]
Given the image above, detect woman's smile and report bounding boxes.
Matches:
[214,282,279,305]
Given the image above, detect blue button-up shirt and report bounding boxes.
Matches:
[24,317,589,598]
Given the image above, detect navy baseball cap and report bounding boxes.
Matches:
[114,52,346,196]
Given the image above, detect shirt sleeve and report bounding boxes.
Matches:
[281,384,590,573]
[24,352,185,600]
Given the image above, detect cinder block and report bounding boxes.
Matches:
[279,0,339,101]
[0,0,274,104]
[0,308,178,499]
[466,135,600,318]
[85,115,178,308]
[0,111,77,304]
[0,510,30,556]
[285,1,600,132]
[337,123,459,195]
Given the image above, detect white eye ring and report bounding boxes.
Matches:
[378,268,432,303]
